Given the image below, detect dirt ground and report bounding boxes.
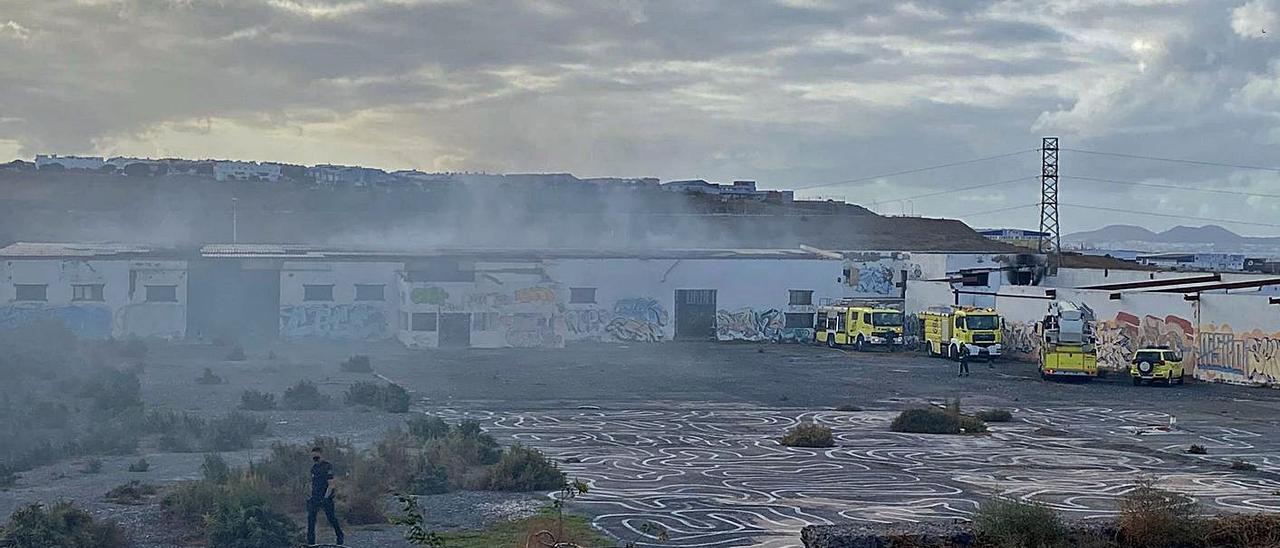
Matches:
[3,340,1280,547]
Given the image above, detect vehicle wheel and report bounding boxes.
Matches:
[826,334,836,349]
[1040,369,1049,381]
[855,336,866,352]
[1176,373,1185,385]
[925,341,934,356]
[949,345,960,361]
[1132,377,1142,386]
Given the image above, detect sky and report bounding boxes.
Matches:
[1,0,1279,235]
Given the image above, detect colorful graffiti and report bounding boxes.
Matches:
[605,317,663,342]
[410,287,449,305]
[0,305,113,339]
[1198,325,1280,385]
[1093,312,1195,372]
[614,298,667,325]
[502,313,562,347]
[465,292,513,309]
[715,308,784,341]
[1002,321,1041,360]
[515,287,556,304]
[847,263,896,295]
[280,304,388,339]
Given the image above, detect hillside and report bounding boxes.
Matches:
[0,171,1015,252]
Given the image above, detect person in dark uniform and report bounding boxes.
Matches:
[307,446,344,546]
[958,347,970,377]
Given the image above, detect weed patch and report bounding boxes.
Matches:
[341,355,373,373]
[973,497,1066,548]
[195,367,225,385]
[282,380,332,410]
[0,502,128,548]
[485,444,566,492]
[345,381,410,413]
[238,389,276,411]
[103,480,158,505]
[974,409,1013,422]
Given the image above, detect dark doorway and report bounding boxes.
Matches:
[187,259,280,342]
[438,313,472,348]
[674,289,716,340]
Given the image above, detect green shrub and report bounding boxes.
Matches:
[340,354,373,373]
[249,438,355,512]
[282,381,331,410]
[973,497,1066,548]
[127,458,149,472]
[975,409,1013,422]
[118,338,149,360]
[1230,459,1258,471]
[81,458,102,475]
[103,480,158,505]
[0,502,128,548]
[204,412,268,451]
[344,381,410,413]
[202,454,231,484]
[81,369,142,412]
[891,403,989,435]
[196,367,225,385]
[1117,478,1202,548]
[207,502,299,548]
[162,472,273,531]
[890,407,959,434]
[1187,444,1207,455]
[407,415,451,441]
[409,457,450,495]
[238,389,276,411]
[423,423,502,490]
[484,444,566,492]
[779,422,836,448]
[225,345,247,362]
[0,464,16,488]
[340,456,387,525]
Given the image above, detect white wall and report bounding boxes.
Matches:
[279,261,400,340]
[1,259,187,339]
[548,257,846,343]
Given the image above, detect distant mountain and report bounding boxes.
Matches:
[1066,224,1280,247]
[1066,224,1158,243]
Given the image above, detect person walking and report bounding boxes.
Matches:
[307,446,344,546]
[957,347,970,377]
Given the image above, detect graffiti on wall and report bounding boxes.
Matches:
[1002,321,1041,360]
[280,304,388,339]
[502,313,562,347]
[1197,325,1280,385]
[600,298,669,342]
[715,308,784,341]
[847,263,896,296]
[411,287,449,305]
[0,305,113,339]
[565,308,609,338]
[465,292,513,309]
[515,287,555,304]
[1094,312,1196,372]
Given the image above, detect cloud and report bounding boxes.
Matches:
[0,0,1279,234]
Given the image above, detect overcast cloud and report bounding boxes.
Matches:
[1,0,1278,235]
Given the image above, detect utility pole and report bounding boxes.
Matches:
[1039,137,1060,272]
[232,196,238,244]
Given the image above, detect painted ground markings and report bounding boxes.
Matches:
[429,404,1280,547]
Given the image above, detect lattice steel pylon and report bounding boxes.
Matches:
[1039,137,1061,269]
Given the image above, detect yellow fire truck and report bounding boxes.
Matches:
[815,302,905,351]
[1038,300,1099,379]
[919,306,1003,361]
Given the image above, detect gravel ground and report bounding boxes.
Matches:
[4,339,1280,547]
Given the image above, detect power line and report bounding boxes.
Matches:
[1060,203,1280,229]
[1062,148,1280,173]
[954,202,1040,218]
[792,148,1038,191]
[1062,175,1280,199]
[868,176,1038,207]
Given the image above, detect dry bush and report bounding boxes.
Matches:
[779,423,836,447]
[340,355,373,373]
[1116,478,1203,548]
[975,409,1013,422]
[1205,513,1280,548]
